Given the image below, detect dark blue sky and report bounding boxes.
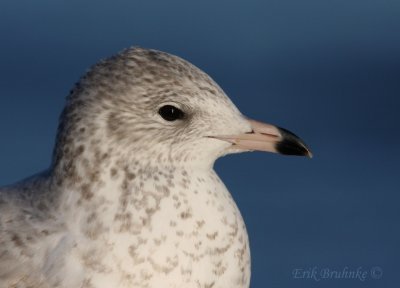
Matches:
[0,1,399,287]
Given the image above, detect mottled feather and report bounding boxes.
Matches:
[0,47,252,288]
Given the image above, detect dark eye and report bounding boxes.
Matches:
[158,105,185,121]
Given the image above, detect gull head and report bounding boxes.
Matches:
[52,47,311,171]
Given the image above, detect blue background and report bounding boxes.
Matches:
[0,1,399,287]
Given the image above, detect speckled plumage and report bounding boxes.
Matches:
[0,47,312,288]
[0,47,253,288]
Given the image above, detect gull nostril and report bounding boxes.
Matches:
[260,133,280,139]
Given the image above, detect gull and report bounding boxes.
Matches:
[0,47,311,288]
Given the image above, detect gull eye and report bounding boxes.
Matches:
[158,105,185,121]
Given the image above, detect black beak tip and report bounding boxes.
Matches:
[276,127,313,158]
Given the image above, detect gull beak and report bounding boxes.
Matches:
[211,119,312,158]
